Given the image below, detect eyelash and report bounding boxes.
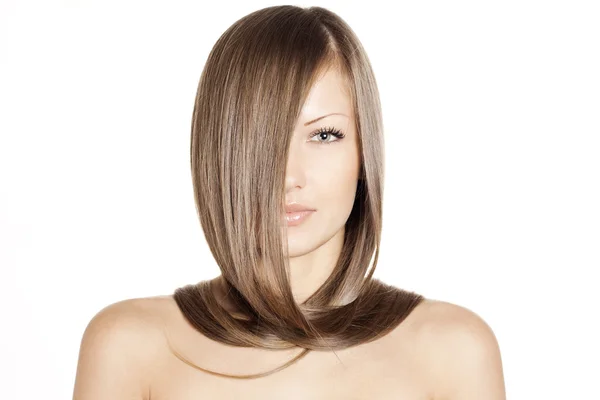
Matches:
[308,126,346,144]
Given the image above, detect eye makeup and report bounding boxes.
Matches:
[308,126,346,144]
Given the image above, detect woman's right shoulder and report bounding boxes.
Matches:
[73,295,178,398]
[97,293,174,316]
[78,294,178,358]
[86,294,181,341]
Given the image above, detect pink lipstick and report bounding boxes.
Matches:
[284,202,316,227]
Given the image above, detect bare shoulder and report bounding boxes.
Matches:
[406,298,498,338]
[404,298,506,400]
[73,296,172,399]
[78,295,172,343]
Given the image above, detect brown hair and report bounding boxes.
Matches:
[171,5,425,379]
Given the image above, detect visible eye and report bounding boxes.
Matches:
[308,126,346,144]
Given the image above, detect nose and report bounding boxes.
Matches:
[284,141,306,193]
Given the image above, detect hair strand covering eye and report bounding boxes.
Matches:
[173,4,426,379]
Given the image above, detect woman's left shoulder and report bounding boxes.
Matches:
[408,298,497,336]
[404,298,506,399]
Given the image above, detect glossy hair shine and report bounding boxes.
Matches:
[172,5,425,379]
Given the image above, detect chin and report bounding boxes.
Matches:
[285,238,318,258]
[284,225,344,259]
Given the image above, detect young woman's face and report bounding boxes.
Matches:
[283,67,360,257]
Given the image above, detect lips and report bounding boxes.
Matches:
[284,202,316,226]
[284,202,315,213]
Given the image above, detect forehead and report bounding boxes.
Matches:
[299,68,352,120]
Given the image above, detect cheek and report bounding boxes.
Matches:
[307,147,360,210]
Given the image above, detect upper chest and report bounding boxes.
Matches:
[144,295,435,400]
[149,330,432,400]
[152,363,430,400]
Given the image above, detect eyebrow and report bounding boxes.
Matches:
[303,113,349,126]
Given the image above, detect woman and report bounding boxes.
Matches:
[73,5,505,399]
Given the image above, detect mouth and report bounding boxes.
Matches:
[284,210,315,227]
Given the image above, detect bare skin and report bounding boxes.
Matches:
[149,292,433,399]
[132,292,433,400]
[72,281,505,399]
[72,68,505,399]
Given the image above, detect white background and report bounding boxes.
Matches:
[1,0,599,398]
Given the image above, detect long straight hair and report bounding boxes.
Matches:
[172,5,425,379]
